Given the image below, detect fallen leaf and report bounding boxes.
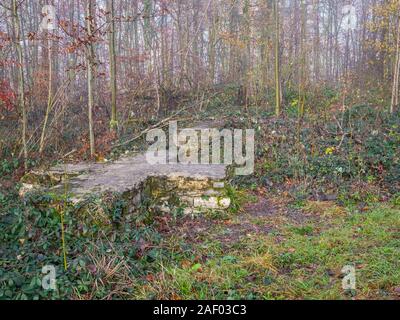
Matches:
[145,274,155,282]
[87,264,97,274]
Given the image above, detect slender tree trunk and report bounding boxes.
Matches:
[39,37,53,154]
[313,0,320,82]
[12,0,28,171]
[298,0,306,117]
[274,0,281,116]
[108,0,118,130]
[86,0,95,157]
[208,1,217,85]
[391,17,400,114]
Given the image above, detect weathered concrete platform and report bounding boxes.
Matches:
[21,149,230,214]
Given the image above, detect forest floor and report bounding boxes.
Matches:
[1,181,399,300]
[1,93,400,300]
[126,189,400,300]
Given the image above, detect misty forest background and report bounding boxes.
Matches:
[0,0,400,300]
[0,0,399,164]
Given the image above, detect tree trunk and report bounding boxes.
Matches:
[39,36,53,154]
[298,0,306,117]
[86,0,96,157]
[274,0,281,116]
[12,0,28,171]
[391,17,400,114]
[108,0,118,130]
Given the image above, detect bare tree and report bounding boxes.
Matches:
[12,0,28,170]
[274,0,281,116]
[108,0,117,130]
[86,0,96,157]
[391,16,400,113]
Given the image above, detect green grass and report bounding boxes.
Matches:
[125,204,400,300]
[1,183,399,300]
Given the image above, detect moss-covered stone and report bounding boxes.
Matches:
[21,122,233,224]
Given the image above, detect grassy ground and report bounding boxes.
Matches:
[127,190,400,300]
[1,186,399,300]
